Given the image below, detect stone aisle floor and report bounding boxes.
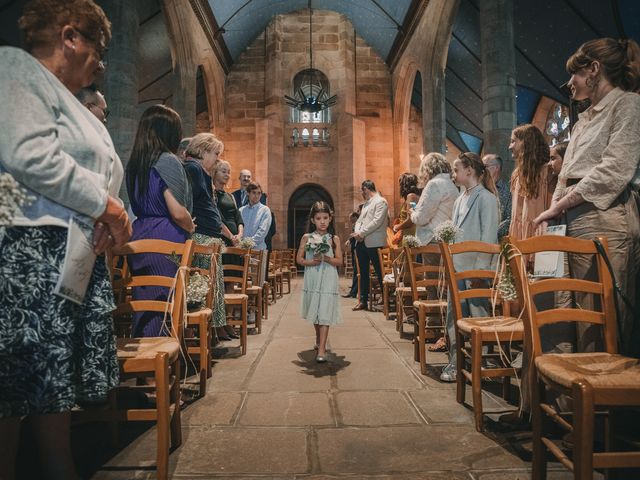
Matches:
[90,277,583,480]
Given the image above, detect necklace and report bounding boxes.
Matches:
[465,183,480,195]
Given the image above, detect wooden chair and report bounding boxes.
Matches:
[102,239,194,480]
[393,247,428,333]
[288,248,298,278]
[344,249,353,276]
[405,244,448,375]
[280,249,292,294]
[185,242,221,395]
[222,246,250,355]
[274,250,284,298]
[378,247,396,319]
[440,240,523,432]
[246,249,264,333]
[267,252,278,304]
[509,235,640,480]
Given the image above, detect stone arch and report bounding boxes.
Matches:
[392,59,421,214]
[287,184,334,249]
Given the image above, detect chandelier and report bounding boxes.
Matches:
[284,1,337,113]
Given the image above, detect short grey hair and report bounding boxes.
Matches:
[482,154,503,170]
[418,152,451,186]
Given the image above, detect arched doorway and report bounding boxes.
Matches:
[287,184,334,249]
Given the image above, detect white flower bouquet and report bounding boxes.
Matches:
[187,271,209,307]
[433,220,462,244]
[401,235,421,248]
[238,237,256,249]
[0,172,33,226]
[305,232,331,256]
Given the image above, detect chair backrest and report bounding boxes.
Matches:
[378,247,393,276]
[247,249,264,287]
[439,240,506,320]
[508,235,617,357]
[190,242,222,307]
[390,247,405,288]
[221,246,250,294]
[405,244,442,302]
[109,239,195,339]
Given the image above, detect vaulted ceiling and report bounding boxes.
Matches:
[2,0,638,153]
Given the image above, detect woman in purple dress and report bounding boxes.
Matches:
[126,105,195,337]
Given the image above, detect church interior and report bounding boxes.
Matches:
[1,0,640,479]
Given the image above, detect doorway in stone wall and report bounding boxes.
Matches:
[287,184,334,250]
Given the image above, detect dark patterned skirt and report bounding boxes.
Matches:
[0,226,119,418]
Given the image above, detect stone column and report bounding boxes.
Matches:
[99,0,138,204]
[162,0,197,136]
[421,68,446,154]
[480,0,516,175]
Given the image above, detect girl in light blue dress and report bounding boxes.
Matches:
[296,201,343,362]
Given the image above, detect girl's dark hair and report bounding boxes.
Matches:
[566,38,640,93]
[511,124,550,198]
[127,104,182,199]
[398,172,421,198]
[551,141,569,159]
[307,201,335,234]
[457,152,497,197]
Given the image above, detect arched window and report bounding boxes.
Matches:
[291,128,299,147]
[301,128,310,146]
[312,128,320,145]
[289,68,332,123]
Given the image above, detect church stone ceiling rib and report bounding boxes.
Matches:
[208,0,412,62]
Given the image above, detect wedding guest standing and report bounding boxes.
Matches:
[0,1,131,478]
[351,180,389,311]
[126,105,194,338]
[391,173,420,245]
[534,38,640,356]
[240,182,272,283]
[482,154,511,239]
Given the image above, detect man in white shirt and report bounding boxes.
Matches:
[240,182,272,282]
[350,180,388,311]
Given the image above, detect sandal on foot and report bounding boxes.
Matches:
[428,337,447,352]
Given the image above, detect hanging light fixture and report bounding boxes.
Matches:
[284,0,337,113]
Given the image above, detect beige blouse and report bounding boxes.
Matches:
[553,88,640,210]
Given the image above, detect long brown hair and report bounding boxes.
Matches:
[127,104,182,199]
[511,124,550,198]
[457,152,497,196]
[307,201,335,234]
[567,38,640,93]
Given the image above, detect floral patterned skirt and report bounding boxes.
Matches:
[192,233,226,328]
[0,226,119,418]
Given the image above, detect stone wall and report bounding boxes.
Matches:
[223,10,395,248]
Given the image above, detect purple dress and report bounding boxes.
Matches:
[129,169,189,337]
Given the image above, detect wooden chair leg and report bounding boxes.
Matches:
[418,306,427,375]
[155,353,170,480]
[170,356,182,449]
[573,380,595,480]
[456,331,465,405]
[396,294,403,333]
[471,330,484,432]
[241,300,248,356]
[383,286,388,317]
[199,319,208,395]
[256,293,262,334]
[531,376,546,480]
[206,325,213,378]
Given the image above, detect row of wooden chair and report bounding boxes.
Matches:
[394,237,639,479]
[79,240,295,479]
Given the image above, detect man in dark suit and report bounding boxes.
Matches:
[232,169,266,207]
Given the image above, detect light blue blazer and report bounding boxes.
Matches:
[451,185,499,272]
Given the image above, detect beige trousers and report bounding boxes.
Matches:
[566,189,640,357]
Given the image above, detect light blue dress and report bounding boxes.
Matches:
[301,233,342,325]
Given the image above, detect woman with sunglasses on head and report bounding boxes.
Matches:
[0,1,131,478]
[533,38,640,357]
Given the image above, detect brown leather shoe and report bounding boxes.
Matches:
[352,303,367,311]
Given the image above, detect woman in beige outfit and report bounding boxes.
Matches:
[534,38,640,357]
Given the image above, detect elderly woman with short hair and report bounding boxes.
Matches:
[0,1,131,477]
[409,153,459,353]
[183,133,233,338]
[410,153,459,246]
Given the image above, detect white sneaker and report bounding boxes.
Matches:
[440,365,457,382]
